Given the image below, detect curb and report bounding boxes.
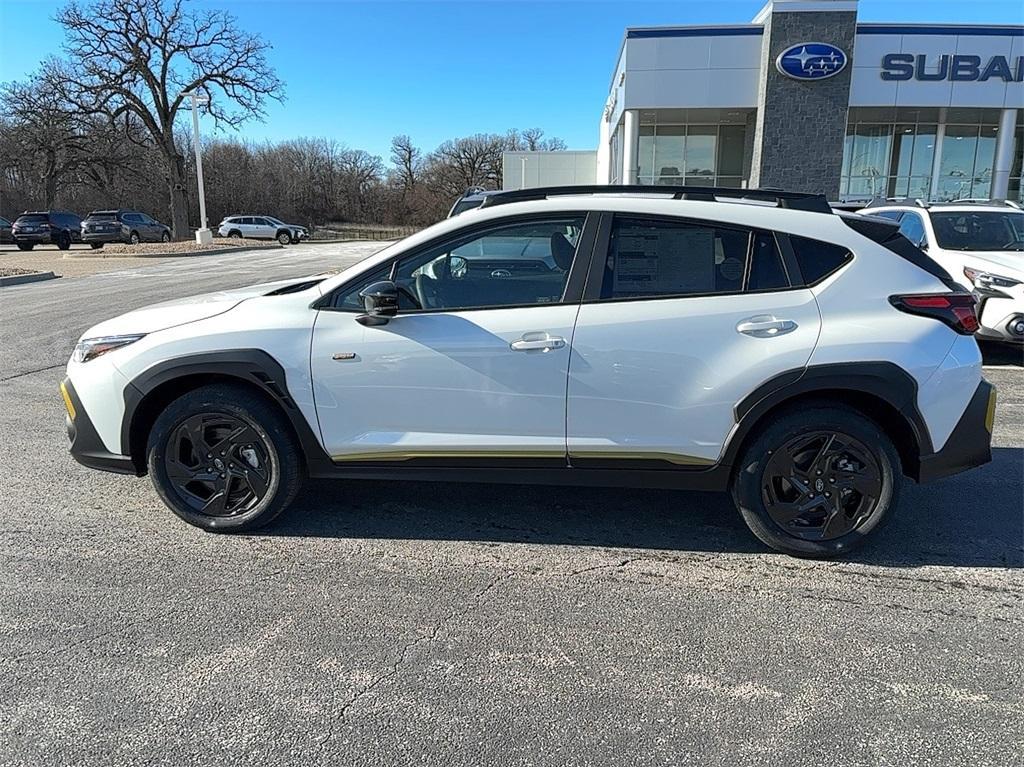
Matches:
[66,244,284,259]
[0,271,58,287]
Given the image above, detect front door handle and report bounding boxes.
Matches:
[736,315,798,338]
[510,332,566,352]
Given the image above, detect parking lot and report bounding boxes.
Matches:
[1,241,1021,765]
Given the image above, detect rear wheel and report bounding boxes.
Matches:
[56,232,71,250]
[228,230,242,239]
[129,231,140,245]
[732,406,900,558]
[16,242,33,251]
[161,231,171,243]
[147,385,303,532]
[90,242,103,250]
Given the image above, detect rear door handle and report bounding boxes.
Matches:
[510,332,566,352]
[736,315,798,338]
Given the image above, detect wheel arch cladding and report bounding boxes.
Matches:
[122,350,332,476]
[726,363,933,481]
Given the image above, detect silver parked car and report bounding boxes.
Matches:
[217,215,308,244]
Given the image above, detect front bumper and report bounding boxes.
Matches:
[917,380,995,483]
[977,294,1024,343]
[61,377,140,475]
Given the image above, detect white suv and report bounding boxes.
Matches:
[217,215,308,244]
[863,200,1024,344]
[62,186,995,558]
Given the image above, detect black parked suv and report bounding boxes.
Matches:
[0,216,12,244]
[12,211,83,251]
[81,209,171,248]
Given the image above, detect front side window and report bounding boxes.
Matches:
[929,211,1024,251]
[598,217,755,300]
[330,217,585,313]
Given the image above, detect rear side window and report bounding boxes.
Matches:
[789,235,853,285]
[600,217,749,300]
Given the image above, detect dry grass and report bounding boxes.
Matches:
[96,238,280,256]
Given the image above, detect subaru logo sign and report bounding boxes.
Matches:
[776,42,848,81]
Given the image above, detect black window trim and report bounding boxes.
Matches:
[315,210,599,314]
[581,212,803,305]
[778,231,855,288]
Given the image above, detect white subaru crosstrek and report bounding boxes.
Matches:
[862,200,1024,344]
[62,186,996,558]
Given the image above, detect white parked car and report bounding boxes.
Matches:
[217,215,308,244]
[62,186,995,558]
[862,200,1024,344]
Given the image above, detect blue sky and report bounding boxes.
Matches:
[1,0,1021,162]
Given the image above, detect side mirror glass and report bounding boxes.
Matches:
[356,280,399,326]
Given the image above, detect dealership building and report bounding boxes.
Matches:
[505,0,1024,202]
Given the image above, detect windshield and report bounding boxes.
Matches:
[266,216,284,226]
[450,199,485,216]
[930,211,1024,251]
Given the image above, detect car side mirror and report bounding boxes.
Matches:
[356,280,399,326]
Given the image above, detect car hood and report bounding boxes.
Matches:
[958,250,1024,277]
[80,275,325,338]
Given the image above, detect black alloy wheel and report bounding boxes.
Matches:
[161,231,171,243]
[760,431,882,541]
[164,412,272,518]
[129,231,141,245]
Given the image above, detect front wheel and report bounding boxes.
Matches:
[161,231,171,243]
[276,231,293,245]
[129,231,140,245]
[147,384,303,532]
[90,242,103,250]
[731,406,901,558]
[56,232,71,251]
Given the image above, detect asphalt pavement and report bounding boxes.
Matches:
[1,242,1021,766]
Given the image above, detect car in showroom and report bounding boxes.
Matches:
[863,200,1024,344]
[11,210,83,250]
[81,209,171,248]
[217,215,308,244]
[62,185,995,558]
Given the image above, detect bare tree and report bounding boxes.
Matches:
[49,0,284,237]
[390,135,421,191]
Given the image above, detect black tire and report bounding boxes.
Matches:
[276,230,292,245]
[228,229,242,239]
[129,231,141,245]
[732,405,901,558]
[90,242,103,250]
[161,231,171,243]
[56,232,71,251]
[146,384,303,532]
[16,242,33,251]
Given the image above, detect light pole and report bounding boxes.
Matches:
[182,90,212,244]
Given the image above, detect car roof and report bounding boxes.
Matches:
[868,203,1022,215]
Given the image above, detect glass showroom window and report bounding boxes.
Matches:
[636,123,746,188]
[841,108,938,200]
[936,124,997,201]
[1007,117,1023,202]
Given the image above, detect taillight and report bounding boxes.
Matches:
[889,293,979,335]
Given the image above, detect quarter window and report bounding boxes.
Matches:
[746,232,788,291]
[789,235,853,284]
[897,212,927,247]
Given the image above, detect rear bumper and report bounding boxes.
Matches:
[13,233,53,244]
[82,232,127,244]
[61,377,140,475]
[916,380,995,483]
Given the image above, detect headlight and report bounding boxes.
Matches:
[73,334,146,363]
[964,267,1022,293]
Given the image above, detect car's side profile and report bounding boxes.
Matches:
[217,215,308,244]
[63,186,995,558]
[863,201,1024,344]
[81,209,172,247]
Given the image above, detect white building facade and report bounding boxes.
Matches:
[516,0,1024,201]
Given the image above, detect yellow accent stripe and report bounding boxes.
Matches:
[569,450,715,466]
[331,448,714,466]
[60,381,76,420]
[985,388,997,434]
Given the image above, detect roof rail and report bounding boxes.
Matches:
[477,184,833,214]
[946,198,1022,208]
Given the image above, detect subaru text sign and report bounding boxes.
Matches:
[776,43,849,81]
[881,54,1023,82]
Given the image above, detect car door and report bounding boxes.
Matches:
[567,213,822,468]
[252,217,275,239]
[310,213,595,463]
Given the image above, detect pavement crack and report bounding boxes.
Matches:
[565,556,649,577]
[0,363,64,383]
[337,574,504,720]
